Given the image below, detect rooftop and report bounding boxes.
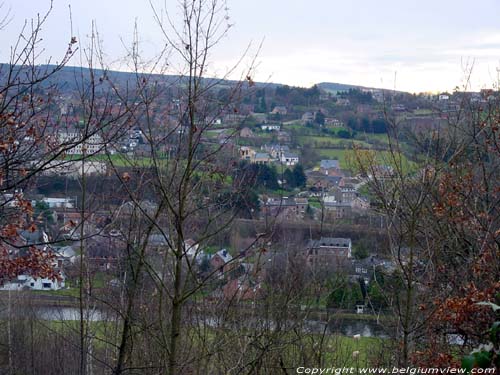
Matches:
[320,160,340,169]
[308,237,352,248]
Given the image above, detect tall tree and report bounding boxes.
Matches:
[292,164,307,188]
[351,86,500,367]
[314,110,325,126]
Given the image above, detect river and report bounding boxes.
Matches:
[26,306,390,338]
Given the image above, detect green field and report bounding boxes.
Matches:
[322,335,388,367]
[317,148,416,173]
[297,136,371,148]
[354,132,390,144]
[65,154,159,168]
[315,149,349,168]
[412,109,435,116]
[204,130,221,139]
[31,319,388,367]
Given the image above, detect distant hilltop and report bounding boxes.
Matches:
[317,82,404,94]
[0,63,407,94]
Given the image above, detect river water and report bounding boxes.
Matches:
[27,307,390,338]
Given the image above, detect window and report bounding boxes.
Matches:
[42,282,52,289]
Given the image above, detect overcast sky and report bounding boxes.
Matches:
[1,0,500,93]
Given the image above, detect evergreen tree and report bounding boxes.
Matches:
[292,164,306,188]
[283,168,295,188]
[314,110,325,125]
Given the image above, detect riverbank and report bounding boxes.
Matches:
[0,290,80,308]
[0,290,391,321]
[0,290,393,339]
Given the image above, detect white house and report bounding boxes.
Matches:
[280,152,299,166]
[323,195,338,204]
[41,160,107,177]
[325,118,344,127]
[58,131,104,155]
[261,124,281,131]
[0,273,66,291]
[26,275,65,291]
[307,237,353,262]
[262,144,289,159]
[34,197,75,209]
[54,246,77,264]
[184,239,199,258]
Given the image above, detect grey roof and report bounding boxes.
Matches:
[262,144,289,151]
[309,237,351,248]
[214,249,232,263]
[254,152,270,159]
[349,257,390,275]
[19,230,48,245]
[265,197,300,206]
[55,246,76,258]
[320,160,340,169]
[120,200,158,215]
[352,256,383,268]
[311,175,342,185]
[149,233,169,246]
[323,202,351,208]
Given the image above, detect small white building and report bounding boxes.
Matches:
[58,131,104,155]
[325,118,344,127]
[184,239,199,259]
[35,197,75,209]
[54,246,77,264]
[41,160,107,177]
[280,152,299,166]
[0,273,66,291]
[261,124,281,131]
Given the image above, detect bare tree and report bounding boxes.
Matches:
[350,84,500,367]
[85,1,263,373]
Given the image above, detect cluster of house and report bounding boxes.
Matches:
[245,158,374,222]
[0,213,397,316]
[197,236,395,308]
[317,159,393,185]
[57,124,150,156]
[300,111,345,127]
[180,237,366,302]
[304,160,369,219]
[58,130,105,156]
[0,230,73,291]
[306,236,397,284]
[261,196,309,221]
[177,239,236,277]
[239,144,299,166]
